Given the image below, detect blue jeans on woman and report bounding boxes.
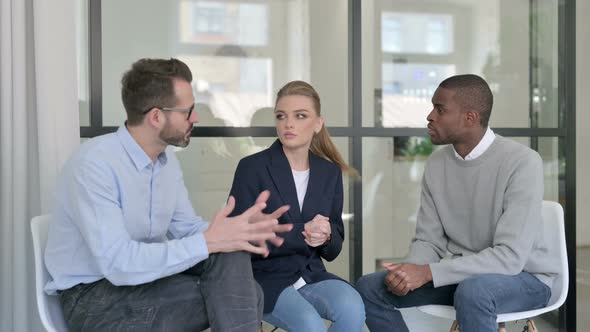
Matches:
[263,279,366,331]
[355,271,551,332]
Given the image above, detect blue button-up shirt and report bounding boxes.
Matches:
[44,126,210,294]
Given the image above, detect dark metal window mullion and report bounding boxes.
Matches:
[349,0,364,283]
[87,0,102,131]
[561,0,576,331]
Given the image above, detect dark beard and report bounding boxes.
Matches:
[160,127,190,148]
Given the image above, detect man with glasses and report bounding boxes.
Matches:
[44,58,292,332]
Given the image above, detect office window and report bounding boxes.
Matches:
[181,1,268,46]
[364,0,559,129]
[100,0,349,127]
[381,12,453,55]
[84,0,574,329]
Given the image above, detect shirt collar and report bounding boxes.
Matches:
[453,127,496,161]
[117,125,168,170]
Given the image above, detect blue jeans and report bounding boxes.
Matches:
[263,279,366,332]
[355,271,551,332]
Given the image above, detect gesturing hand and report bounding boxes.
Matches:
[250,190,291,247]
[302,214,331,247]
[204,194,292,257]
[382,263,432,296]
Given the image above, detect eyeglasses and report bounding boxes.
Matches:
[143,104,195,120]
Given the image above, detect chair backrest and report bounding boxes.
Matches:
[541,200,569,309]
[417,201,570,323]
[31,215,69,332]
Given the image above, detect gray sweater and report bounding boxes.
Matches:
[405,135,558,288]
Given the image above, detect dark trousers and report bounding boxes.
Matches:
[59,252,263,332]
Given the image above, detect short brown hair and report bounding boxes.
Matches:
[121,58,193,125]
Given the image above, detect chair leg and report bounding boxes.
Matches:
[447,319,539,332]
[526,319,538,332]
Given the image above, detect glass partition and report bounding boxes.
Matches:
[362,0,559,129]
[100,0,349,127]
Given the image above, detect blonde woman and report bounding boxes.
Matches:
[229,81,365,331]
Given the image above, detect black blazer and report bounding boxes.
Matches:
[229,139,345,313]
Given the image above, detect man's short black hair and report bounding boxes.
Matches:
[121,58,193,126]
[439,74,493,127]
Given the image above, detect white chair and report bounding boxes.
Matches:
[31,215,69,332]
[417,201,568,332]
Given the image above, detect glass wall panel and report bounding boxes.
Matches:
[578,242,590,329]
[362,136,561,330]
[88,0,572,329]
[362,136,428,274]
[176,136,351,280]
[362,0,559,128]
[101,0,349,128]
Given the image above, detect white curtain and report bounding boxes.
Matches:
[0,0,79,330]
